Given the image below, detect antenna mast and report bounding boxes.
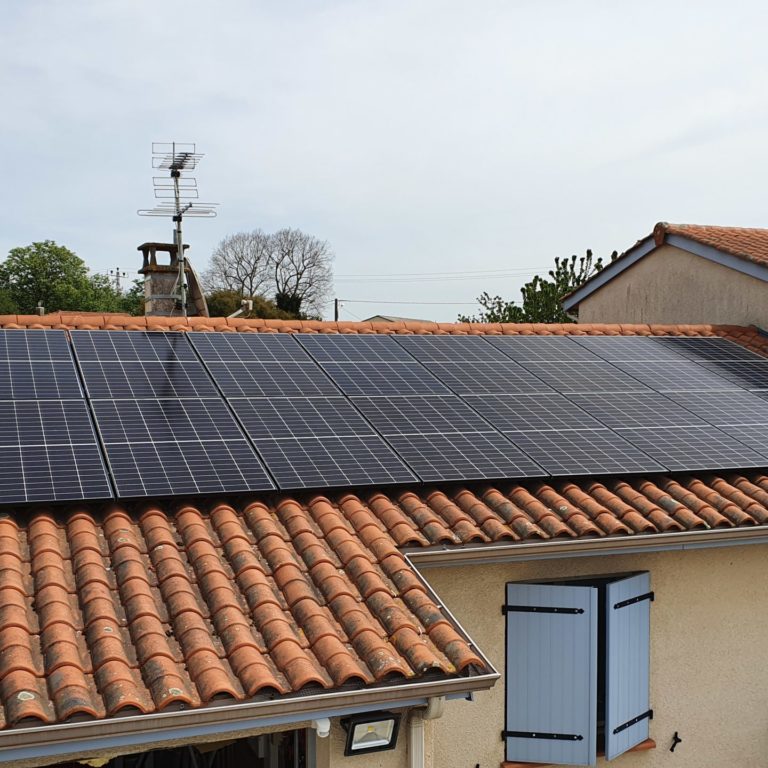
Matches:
[138,142,217,316]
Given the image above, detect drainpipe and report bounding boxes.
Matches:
[409,696,445,768]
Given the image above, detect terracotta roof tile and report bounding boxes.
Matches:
[655,222,768,267]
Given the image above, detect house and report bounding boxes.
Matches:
[0,313,766,768]
[563,222,768,327]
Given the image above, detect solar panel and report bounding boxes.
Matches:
[518,361,651,394]
[716,424,768,455]
[506,429,665,476]
[485,335,604,362]
[79,361,219,399]
[697,361,768,390]
[569,392,709,429]
[615,426,768,471]
[421,361,553,395]
[352,395,495,436]
[320,362,450,396]
[105,439,274,497]
[297,333,413,362]
[71,330,198,361]
[0,400,113,503]
[393,335,509,362]
[0,330,72,360]
[205,361,339,397]
[231,397,376,440]
[0,360,82,399]
[651,336,761,361]
[612,361,740,392]
[90,398,274,496]
[667,391,768,426]
[570,336,688,362]
[252,435,417,489]
[385,432,546,482]
[464,393,605,432]
[189,332,309,362]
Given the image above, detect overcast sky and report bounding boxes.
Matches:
[2,1,767,321]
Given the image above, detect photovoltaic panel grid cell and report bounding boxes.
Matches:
[463,393,606,432]
[651,336,760,362]
[386,431,547,482]
[0,400,112,503]
[203,360,339,398]
[614,426,768,472]
[0,330,73,360]
[71,330,199,362]
[320,362,451,396]
[697,361,768,390]
[78,361,220,399]
[611,361,739,392]
[393,334,510,362]
[667,391,768,426]
[0,360,82,399]
[569,392,710,430]
[189,332,309,362]
[91,399,274,496]
[231,397,376,440]
[484,335,604,362]
[505,429,665,476]
[352,395,495,436]
[569,335,690,362]
[420,361,553,395]
[297,333,414,362]
[254,435,418,489]
[518,361,652,394]
[716,424,768,455]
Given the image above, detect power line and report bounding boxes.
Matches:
[335,266,540,278]
[336,298,480,306]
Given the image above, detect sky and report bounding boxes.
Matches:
[2,1,768,321]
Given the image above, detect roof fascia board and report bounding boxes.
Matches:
[407,525,768,568]
[0,674,498,765]
[665,234,768,283]
[562,236,656,310]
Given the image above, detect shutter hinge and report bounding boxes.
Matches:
[502,730,583,742]
[612,709,653,735]
[501,605,585,616]
[613,591,654,610]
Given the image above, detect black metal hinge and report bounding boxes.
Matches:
[502,605,584,616]
[502,730,583,741]
[613,709,653,735]
[614,591,654,610]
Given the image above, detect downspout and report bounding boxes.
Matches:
[409,696,445,768]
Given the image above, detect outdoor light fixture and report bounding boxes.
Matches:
[341,711,401,756]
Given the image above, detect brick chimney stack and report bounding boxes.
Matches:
[137,242,209,317]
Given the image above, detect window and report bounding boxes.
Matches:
[503,572,652,766]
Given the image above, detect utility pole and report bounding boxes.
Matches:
[334,298,340,321]
[109,267,127,292]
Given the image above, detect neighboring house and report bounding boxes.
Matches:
[563,222,768,327]
[0,314,766,768]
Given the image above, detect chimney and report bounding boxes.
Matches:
[137,242,209,317]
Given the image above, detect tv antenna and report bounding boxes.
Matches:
[138,142,218,316]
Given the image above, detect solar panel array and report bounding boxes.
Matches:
[0,330,112,503]
[189,333,417,489]
[5,328,768,505]
[73,331,274,497]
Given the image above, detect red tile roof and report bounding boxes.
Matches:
[2,318,768,738]
[655,222,768,267]
[4,471,768,729]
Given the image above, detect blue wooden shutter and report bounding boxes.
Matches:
[504,582,598,766]
[605,572,652,761]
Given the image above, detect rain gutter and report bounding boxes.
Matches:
[406,525,768,568]
[0,674,498,765]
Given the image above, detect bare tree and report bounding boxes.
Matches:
[204,230,273,297]
[271,228,334,317]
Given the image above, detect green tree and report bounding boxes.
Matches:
[0,241,126,313]
[206,289,295,319]
[459,250,615,323]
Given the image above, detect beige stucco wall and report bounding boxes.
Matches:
[413,543,768,768]
[576,244,768,326]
